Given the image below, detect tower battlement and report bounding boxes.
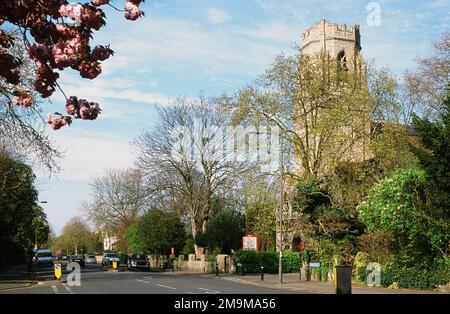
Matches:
[300,20,361,56]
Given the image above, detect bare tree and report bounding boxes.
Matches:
[134,97,247,254]
[404,32,449,120]
[229,51,372,180]
[82,168,151,249]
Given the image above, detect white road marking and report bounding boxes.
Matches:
[51,285,58,294]
[198,287,221,294]
[156,284,177,290]
[62,283,76,294]
[143,276,153,280]
[222,277,248,283]
[136,279,151,284]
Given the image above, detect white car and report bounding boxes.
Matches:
[85,254,97,264]
[102,253,120,266]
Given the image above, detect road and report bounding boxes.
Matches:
[0,263,298,294]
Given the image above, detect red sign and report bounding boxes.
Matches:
[170,247,174,256]
[242,234,258,251]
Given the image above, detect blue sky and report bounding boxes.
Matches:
[36,0,450,235]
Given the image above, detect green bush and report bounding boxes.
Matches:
[235,250,278,273]
[380,264,450,290]
[235,250,311,274]
[181,238,195,257]
[282,252,303,273]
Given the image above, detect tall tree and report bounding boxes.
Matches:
[0,151,49,264]
[54,216,94,255]
[228,51,371,180]
[134,97,246,254]
[82,168,150,250]
[404,32,449,119]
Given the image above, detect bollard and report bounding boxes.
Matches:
[216,262,219,276]
[260,266,264,281]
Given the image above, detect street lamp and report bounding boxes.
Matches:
[247,130,284,285]
[34,200,48,250]
[278,134,284,285]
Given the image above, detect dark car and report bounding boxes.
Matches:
[127,254,149,271]
[69,254,86,267]
[34,249,54,267]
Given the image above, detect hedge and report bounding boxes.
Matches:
[234,250,315,274]
[357,264,450,290]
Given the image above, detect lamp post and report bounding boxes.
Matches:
[34,200,48,250]
[278,134,283,285]
[247,130,284,285]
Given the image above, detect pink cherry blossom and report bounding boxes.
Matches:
[0,0,144,129]
[91,0,110,6]
[78,61,102,79]
[91,45,114,61]
[28,44,49,62]
[125,1,143,21]
[12,92,33,107]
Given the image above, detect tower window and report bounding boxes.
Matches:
[337,50,348,71]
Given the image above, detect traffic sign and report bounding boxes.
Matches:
[54,262,62,279]
[112,260,118,270]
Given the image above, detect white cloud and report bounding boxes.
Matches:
[47,129,134,182]
[205,8,231,24]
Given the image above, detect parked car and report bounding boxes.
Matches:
[127,254,150,271]
[102,253,120,266]
[34,249,54,267]
[85,254,97,264]
[69,254,86,267]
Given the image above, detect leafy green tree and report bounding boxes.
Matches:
[125,224,141,253]
[53,217,92,255]
[358,168,449,266]
[241,175,277,251]
[0,152,49,264]
[203,209,244,254]
[134,209,185,256]
[290,180,364,263]
[411,91,450,209]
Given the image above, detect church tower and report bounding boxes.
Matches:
[300,19,363,71]
[282,21,370,252]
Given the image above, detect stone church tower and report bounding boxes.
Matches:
[281,20,370,252]
[300,19,363,71]
[293,19,369,178]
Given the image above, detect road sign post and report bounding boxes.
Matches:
[54,262,62,280]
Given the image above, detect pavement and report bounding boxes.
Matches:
[0,264,442,294]
[219,273,439,294]
[0,264,33,291]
